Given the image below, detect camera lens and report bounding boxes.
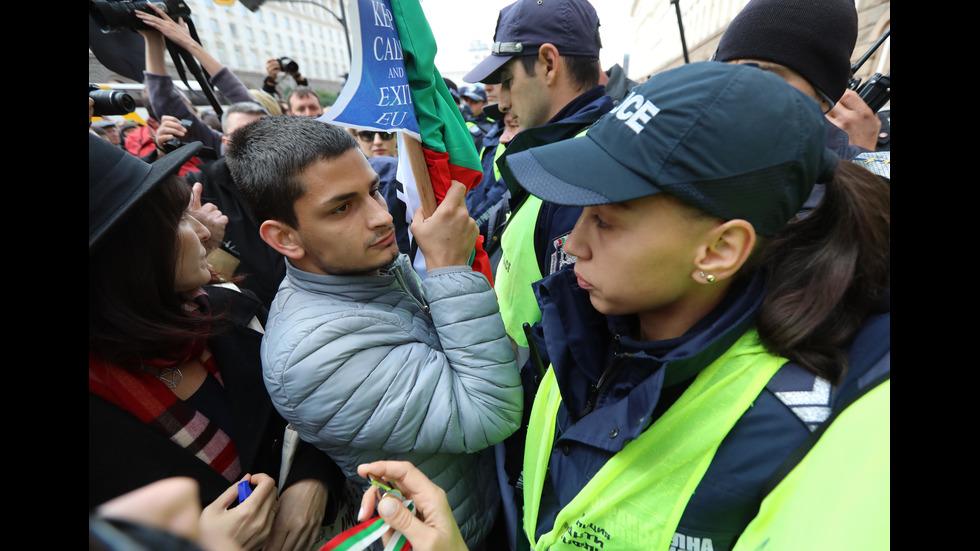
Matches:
[279,57,299,73]
[90,88,136,117]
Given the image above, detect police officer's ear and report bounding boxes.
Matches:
[260,219,307,261]
[690,219,756,284]
[536,43,562,86]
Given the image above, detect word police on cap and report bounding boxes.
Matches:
[609,90,660,134]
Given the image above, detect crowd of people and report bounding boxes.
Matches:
[89,0,889,550]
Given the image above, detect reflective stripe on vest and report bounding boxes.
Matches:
[523,328,786,551]
[495,194,543,347]
[493,141,506,182]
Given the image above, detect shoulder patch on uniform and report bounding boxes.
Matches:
[767,363,832,432]
[548,232,578,275]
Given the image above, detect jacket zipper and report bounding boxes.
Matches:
[583,333,626,415]
[393,265,430,313]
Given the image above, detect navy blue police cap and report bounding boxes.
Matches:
[464,0,600,84]
[506,61,839,236]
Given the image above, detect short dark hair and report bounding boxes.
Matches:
[287,85,320,106]
[224,115,358,229]
[519,53,600,92]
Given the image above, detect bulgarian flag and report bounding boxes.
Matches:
[319,0,492,285]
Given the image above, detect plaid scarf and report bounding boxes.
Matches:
[88,289,242,482]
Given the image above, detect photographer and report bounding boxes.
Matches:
[262,57,309,103]
[136,2,259,158]
[124,90,204,178]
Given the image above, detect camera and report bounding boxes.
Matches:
[90,84,136,117]
[847,29,890,113]
[162,118,196,153]
[163,119,218,160]
[278,57,299,73]
[89,0,192,33]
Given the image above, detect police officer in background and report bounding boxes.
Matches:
[460,86,495,151]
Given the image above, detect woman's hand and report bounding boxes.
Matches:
[357,461,469,551]
[201,473,278,551]
[263,479,329,551]
[134,3,197,51]
[188,181,228,253]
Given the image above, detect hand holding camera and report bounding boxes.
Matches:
[155,115,192,152]
[265,57,304,92]
[155,116,217,160]
[133,2,197,52]
[266,57,300,77]
[89,0,192,32]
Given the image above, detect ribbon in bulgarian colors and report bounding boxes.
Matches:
[319,501,414,551]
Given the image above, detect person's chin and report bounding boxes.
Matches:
[365,248,399,274]
[370,242,400,267]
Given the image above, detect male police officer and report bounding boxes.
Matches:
[464,0,613,356]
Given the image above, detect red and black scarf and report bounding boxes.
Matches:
[88,289,242,482]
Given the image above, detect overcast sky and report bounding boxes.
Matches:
[419,0,634,75]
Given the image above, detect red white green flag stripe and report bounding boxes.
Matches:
[389,0,495,284]
[319,501,414,551]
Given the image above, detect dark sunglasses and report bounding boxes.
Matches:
[356,131,395,142]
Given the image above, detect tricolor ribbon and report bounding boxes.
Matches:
[319,501,414,551]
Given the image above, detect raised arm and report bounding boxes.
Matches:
[267,270,522,456]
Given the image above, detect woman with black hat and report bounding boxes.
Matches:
[88,134,345,551]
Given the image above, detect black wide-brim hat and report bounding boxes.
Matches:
[89,133,202,250]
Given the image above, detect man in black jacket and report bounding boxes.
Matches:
[186,102,284,308]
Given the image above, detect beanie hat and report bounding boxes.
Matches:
[714,0,857,104]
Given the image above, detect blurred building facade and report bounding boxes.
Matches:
[90,0,889,106]
[625,0,889,86]
[89,0,352,94]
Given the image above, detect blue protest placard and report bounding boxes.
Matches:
[318,0,420,141]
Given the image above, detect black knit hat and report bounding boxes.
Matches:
[714,0,857,104]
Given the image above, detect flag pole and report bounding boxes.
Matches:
[402,134,438,218]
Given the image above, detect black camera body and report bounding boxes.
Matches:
[278,57,299,73]
[856,73,890,113]
[89,0,192,32]
[163,119,218,160]
[847,29,890,113]
[90,84,136,117]
[162,118,196,153]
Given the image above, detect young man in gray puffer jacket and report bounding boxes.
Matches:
[225,115,523,549]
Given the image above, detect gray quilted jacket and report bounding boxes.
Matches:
[261,255,523,548]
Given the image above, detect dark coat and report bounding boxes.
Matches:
[89,285,345,515]
[187,159,286,309]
